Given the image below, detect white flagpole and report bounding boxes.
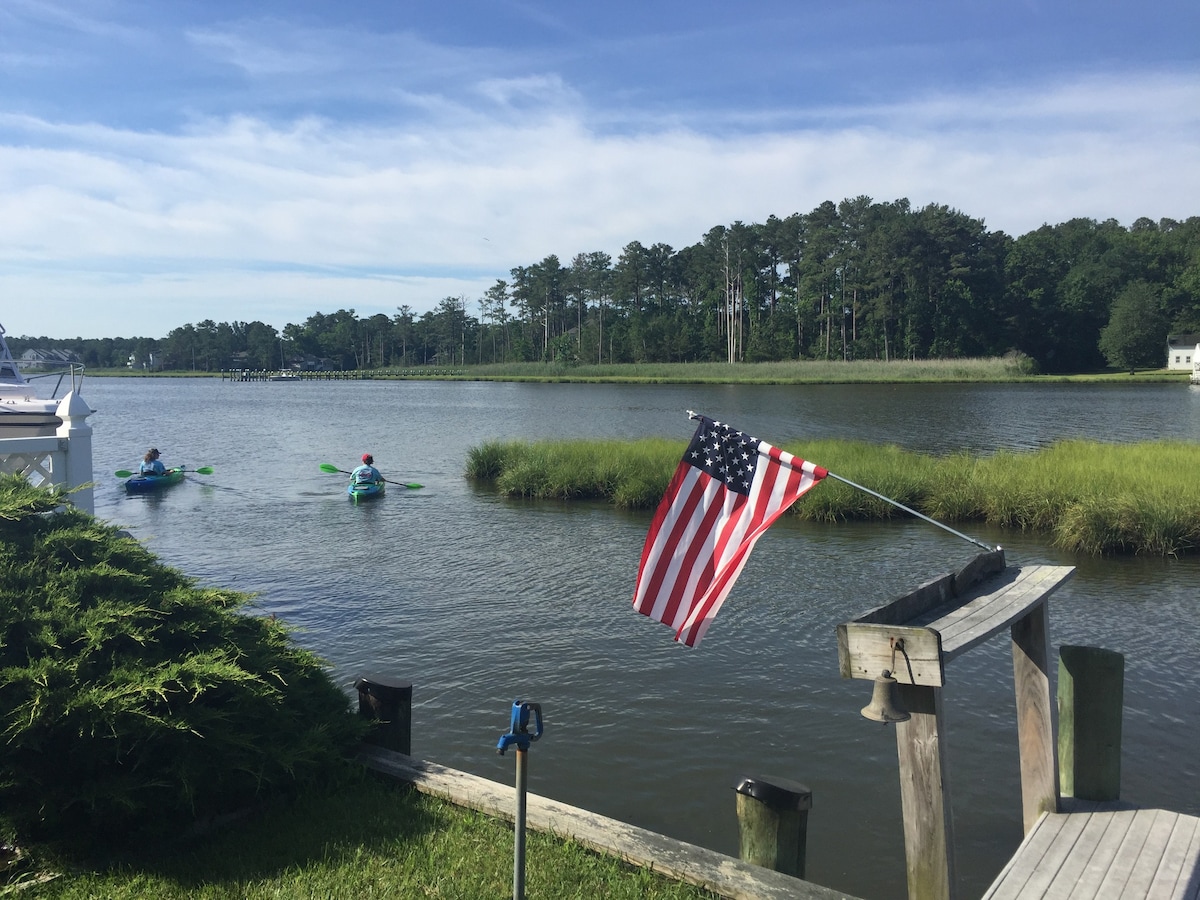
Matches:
[822,471,997,552]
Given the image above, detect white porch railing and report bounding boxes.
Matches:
[0,391,95,514]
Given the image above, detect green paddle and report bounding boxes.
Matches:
[115,466,214,478]
[319,463,423,489]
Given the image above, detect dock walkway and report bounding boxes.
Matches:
[983,800,1200,899]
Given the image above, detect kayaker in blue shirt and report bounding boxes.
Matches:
[351,453,382,484]
[139,448,166,476]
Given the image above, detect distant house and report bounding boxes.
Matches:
[20,348,81,369]
[1166,334,1200,371]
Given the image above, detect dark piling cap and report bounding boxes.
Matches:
[733,774,813,811]
[355,674,412,695]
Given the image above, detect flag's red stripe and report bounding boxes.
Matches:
[632,460,694,612]
[631,416,830,647]
[650,477,724,627]
[676,448,791,644]
[661,502,724,627]
[702,489,749,588]
[634,465,718,622]
[676,449,826,646]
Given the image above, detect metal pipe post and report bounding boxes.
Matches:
[496,700,543,900]
[513,746,528,900]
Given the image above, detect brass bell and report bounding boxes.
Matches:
[860,670,910,723]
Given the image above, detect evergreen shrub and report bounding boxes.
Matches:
[0,475,366,847]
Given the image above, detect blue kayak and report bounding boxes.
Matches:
[347,480,385,502]
[125,466,187,493]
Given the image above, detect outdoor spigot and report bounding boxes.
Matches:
[496,699,544,900]
[496,699,543,755]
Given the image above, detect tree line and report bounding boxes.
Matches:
[13,197,1200,374]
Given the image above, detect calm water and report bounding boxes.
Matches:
[83,378,1200,900]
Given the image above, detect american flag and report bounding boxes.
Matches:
[632,415,827,647]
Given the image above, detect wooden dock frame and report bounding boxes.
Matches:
[837,548,1076,900]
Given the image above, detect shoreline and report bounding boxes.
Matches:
[85,359,1195,385]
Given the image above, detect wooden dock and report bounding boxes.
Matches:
[982,800,1200,899]
[359,743,1200,900]
[838,550,1075,898]
[354,547,1198,900]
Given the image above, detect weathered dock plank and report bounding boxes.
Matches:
[837,560,1074,687]
[982,804,1200,899]
[357,745,863,900]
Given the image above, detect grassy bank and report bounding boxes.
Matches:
[466,437,1200,556]
[9,772,715,899]
[85,358,1191,383]
[458,357,1042,383]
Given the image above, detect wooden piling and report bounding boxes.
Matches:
[733,774,811,878]
[895,683,955,900]
[1057,644,1124,801]
[1011,602,1059,832]
[354,675,412,755]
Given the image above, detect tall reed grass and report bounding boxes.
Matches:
[459,357,1040,383]
[466,438,1200,556]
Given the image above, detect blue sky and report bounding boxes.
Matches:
[2,0,1198,339]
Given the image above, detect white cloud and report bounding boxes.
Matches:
[1,69,1197,338]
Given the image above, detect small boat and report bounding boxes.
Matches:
[347,480,385,502]
[0,322,85,437]
[125,466,188,493]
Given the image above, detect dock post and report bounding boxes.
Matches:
[733,774,811,877]
[354,675,412,755]
[895,683,956,900]
[1011,603,1059,832]
[1058,645,1123,801]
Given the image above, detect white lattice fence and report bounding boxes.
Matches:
[0,439,62,488]
[0,392,94,513]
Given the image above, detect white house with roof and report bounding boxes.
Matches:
[20,348,82,369]
[1166,334,1200,370]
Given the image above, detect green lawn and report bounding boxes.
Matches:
[9,772,717,900]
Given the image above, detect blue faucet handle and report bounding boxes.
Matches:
[496,699,544,755]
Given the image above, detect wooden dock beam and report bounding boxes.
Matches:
[838,551,1076,900]
[1012,602,1059,832]
[895,682,956,900]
